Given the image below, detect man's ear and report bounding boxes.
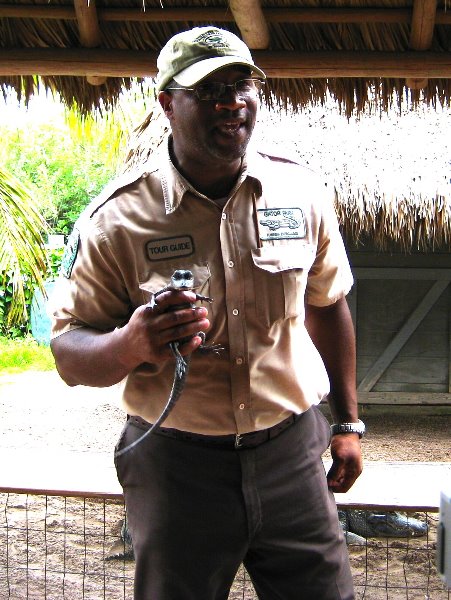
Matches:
[158,91,173,118]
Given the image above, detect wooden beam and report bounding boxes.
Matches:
[357,392,451,405]
[1,49,451,79]
[74,0,106,86]
[406,0,438,90]
[357,279,450,392]
[353,267,451,280]
[254,50,451,78]
[334,461,451,512]
[1,5,451,25]
[229,0,270,49]
[264,7,450,25]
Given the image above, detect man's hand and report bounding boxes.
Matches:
[51,289,210,388]
[120,289,210,368]
[327,433,363,493]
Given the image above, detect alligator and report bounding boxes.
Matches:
[105,518,135,561]
[339,509,428,545]
[114,269,222,458]
[106,508,429,560]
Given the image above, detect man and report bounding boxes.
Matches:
[51,26,363,599]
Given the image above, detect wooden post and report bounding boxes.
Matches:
[406,0,438,90]
[74,0,107,86]
[229,0,270,49]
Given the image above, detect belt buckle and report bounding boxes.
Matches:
[235,434,243,449]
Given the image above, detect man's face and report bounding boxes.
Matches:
[159,66,259,171]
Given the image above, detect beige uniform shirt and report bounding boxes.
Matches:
[51,140,353,435]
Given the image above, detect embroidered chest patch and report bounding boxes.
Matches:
[146,235,194,261]
[257,208,306,241]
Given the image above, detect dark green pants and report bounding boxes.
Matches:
[115,406,354,600]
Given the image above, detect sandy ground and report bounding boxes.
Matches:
[0,370,125,455]
[1,369,449,461]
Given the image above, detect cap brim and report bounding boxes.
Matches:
[173,56,266,87]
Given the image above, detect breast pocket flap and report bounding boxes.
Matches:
[251,244,315,274]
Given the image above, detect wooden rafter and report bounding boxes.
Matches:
[1,5,451,25]
[229,0,270,49]
[406,0,438,90]
[74,0,106,86]
[2,49,450,79]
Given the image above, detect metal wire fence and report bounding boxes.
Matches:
[0,492,449,599]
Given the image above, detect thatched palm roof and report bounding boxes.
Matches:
[253,104,451,252]
[123,101,450,251]
[1,0,450,116]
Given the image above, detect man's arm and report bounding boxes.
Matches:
[305,296,363,493]
[51,289,210,388]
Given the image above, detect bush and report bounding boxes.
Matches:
[0,247,64,337]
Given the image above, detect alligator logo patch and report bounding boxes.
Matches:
[257,208,306,241]
[194,29,231,50]
[146,235,194,261]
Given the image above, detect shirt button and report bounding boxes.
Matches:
[239,403,245,410]
[232,308,239,316]
[227,260,234,268]
[235,357,244,365]
[221,213,227,220]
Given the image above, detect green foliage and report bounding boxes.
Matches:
[0,166,48,329]
[0,247,63,336]
[0,335,55,373]
[0,273,33,337]
[1,101,131,237]
[46,247,64,281]
[0,86,155,338]
[3,122,117,237]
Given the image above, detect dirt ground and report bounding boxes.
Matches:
[0,370,450,599]
[0,370,449,460]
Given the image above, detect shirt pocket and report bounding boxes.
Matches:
[138,263,212,306]
[251,244,315,327]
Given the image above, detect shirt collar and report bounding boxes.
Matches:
[160,136,260,214]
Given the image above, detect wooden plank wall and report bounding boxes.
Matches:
[347,252,451,405]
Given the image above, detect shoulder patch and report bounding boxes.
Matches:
[60,228,80,278]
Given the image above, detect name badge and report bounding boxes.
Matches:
[146,235,194,261]
[257,208,306,241]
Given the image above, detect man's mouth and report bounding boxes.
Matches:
[215,120,245,136]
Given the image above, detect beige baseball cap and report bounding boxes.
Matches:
[155,26,266,92]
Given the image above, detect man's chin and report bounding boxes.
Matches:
[209,132,252,161]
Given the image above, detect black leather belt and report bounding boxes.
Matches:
[128,413,300,450]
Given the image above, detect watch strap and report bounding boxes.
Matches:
[330,419,365,438]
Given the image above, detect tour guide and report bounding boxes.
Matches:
[51,26,364,600]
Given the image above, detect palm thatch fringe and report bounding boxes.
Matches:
[335,194,450,252]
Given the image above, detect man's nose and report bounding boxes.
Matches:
[214,87,247,110]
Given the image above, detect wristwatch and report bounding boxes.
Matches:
[330,419,366,438]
